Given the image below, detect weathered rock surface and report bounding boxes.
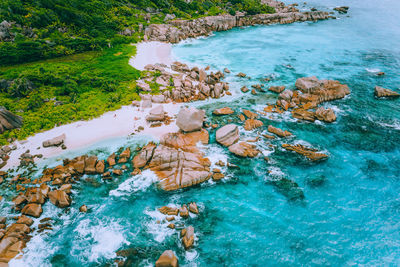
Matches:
[228,142,259,158]
[42,134,66,148]
[269,85,286,93]
[146,105,165,121]
[315,107,336,122]
[0,107,23,134]
[374,86,400,98]
[155,250,179,267]
[244,119,263,131]
[48,190,71,208]
[216,124,239,147]
[282,144,328,161]
[181,226,195,250]
[212,107,234,115]
[21,203,42,218]
[176,107,205,132]
[268,125,292,137]
[160,129,209,150]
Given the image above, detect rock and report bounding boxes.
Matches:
[267,125,292,137]
[118,148,131,163]
[224,68,230,73]
[292,108,315,122]
[131,100,140,107]
[212,171,225,181]
[155,250,179,267]
[244,119,263,131]
[269,86,286,93]
[137,80,151,92]
[59,184,72,194]
[113,169,123,176]
[79,205,88,212]
[95,160,105,174]
[0,107,23,134]
[267,177,305,201]
[132,143,156,168]
[306,174,326,186]
[167,223,175,229]
[216,124,239,147]
[146,105,165,121]
[152,95,166,103]
[16,215,33,226]
[107,153,116,166]
[199,69,207,82]
[315,107,336,122]
[160,129,209,150]
[242,109,258,119]
[42,134,66,148]
[228,142,259,158]
[282,144,328,161]
[179,205,189,218]
[237,72,246,78]
[241,86,249,93]
[333,6,349,13]
[181,226,195,250]
[212,107,234,115]
[84,155,98,174]
[295,77,350,103]
[142,99,152,109]
[189,202,199,214]
[176,107,205,132]
[159,206,179,216]
[48,190,71,208]
[374,86,400,98]
[21,203,42,218]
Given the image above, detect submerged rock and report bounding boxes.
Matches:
[282,144,328,161]
[267,177,305,201]
[374,86,400,98]
[212,107,234,115]
[306,174,326,186]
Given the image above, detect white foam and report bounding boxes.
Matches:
[144,208,176,243]
[73,218,129,263]
[366,68,381,73]
[109,169,158,197]
[268,166,286,178]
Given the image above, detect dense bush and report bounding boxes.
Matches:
[0,0,274,66]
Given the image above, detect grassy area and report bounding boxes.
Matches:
[0,44,142,145]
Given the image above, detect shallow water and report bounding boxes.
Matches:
[6,0,400,266]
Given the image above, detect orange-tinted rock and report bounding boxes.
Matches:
[292,108,315,122]
[95,160,105,174]
[84,155,98,174]
[132,143,156,168]
[48,190,71,208]
[282,144,328,161]
[315,107,336,122]
[16,216,33,226]
[244,119,263,131]
[228,142,259,158]
[269,86,286,93]
[181,226,195,250]
[107,153,116,166]
[213,107,234,115]
[160,129,209,152]
[189,202,199,214]
[21,203,42,218]
[155,250,179,267]
[118,148,131,163]
[267,125,292,137]
[179,205,189,218]
[374,86,400,98]
[159,206,179,216]
[79,205,88,212]
[242,109,258,119]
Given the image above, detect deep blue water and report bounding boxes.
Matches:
[5,0,400,266]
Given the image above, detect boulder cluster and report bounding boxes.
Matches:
[265,76,350,123]
[138,62,230,104]
[144,3,330,43]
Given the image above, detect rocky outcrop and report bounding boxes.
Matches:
[333,6,349,14]
[181,226,195,250]
[155,250,179,267]
[42,134,66,148]
[374,86,400,98]
[268,125,292,137]
[315,107,336,122]
[282,144,328,161]
[228,142,259,158]
[145,11,330,43]
[213,107,234,115]
[176,107,205,132]
[216,124,239,146]
[244,119,263,131]
[146,105,165,121]
[0,108,23,134]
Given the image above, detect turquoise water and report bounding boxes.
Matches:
[6,0,400,266]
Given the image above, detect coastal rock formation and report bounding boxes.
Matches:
[42,134,66,148]
[213,107,234,115]
[146,105,165,121]
[315,107,336,122]
[216,124,239,146]
[156,250,179,267]
[269,85,286,93]
[181,226,195,250]
[145,10,330,43]
[176,107,205,132]
[374,86,400,98]
[268,125,292,137]
[0,107,23,134]
[244,119,264,131]
[282,144,328,161]
[160,129,209,150]
[228,142,259,158]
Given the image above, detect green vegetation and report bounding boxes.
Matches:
[0,0,275,145]
[0,44,141,145]
[0,0,274,66]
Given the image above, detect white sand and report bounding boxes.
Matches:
[3,41,181,170]
[4,103,181,169]
[129,41,173,71]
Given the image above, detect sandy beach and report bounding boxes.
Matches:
[3,42,180,169]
